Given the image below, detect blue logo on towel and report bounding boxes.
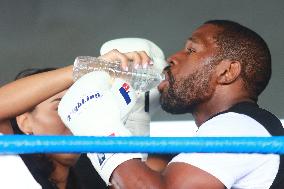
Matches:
[119,83,131,105]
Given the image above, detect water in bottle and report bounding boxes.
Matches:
[73,56,165,92]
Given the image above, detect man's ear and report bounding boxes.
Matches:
[16,113,33,134]
[216,60,241,84]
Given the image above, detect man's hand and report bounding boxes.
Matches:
[99,49,151,71]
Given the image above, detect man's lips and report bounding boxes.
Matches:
[158,72,170,92]
[158,80,168,92]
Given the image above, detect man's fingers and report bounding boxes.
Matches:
[124,51,142,69]
[99,49,151,71]
[139,51,151,68]
[99,49,129,70]
[124,51,151,69]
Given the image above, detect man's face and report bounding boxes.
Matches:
[158,24,220,114]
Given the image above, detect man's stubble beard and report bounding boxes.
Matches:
[160,63,216,114]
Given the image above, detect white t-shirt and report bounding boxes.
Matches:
[0,155,41,188]
[0,132,40,189]
[170,112,279,189]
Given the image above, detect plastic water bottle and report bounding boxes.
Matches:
[73,56,165,92]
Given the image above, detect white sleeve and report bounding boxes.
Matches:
[170,113,279,189]
[170,153,278,189]
[0,155,41,189]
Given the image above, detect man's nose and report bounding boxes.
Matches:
[167,54,178,67]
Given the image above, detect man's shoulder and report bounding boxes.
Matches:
[199,101,283,137]
[199,112,270,136]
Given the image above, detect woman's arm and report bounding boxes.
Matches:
[0,65,73,121]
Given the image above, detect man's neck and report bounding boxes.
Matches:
[192,93,254,127]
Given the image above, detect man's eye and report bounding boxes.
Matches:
[186,48,195,54]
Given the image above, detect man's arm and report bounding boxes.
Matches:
[146,154,174,172]
[0,66,73,121]
[111,159,225,189]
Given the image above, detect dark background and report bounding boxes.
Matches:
[1,0,284,121]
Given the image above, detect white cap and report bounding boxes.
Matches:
[100,38,167,72]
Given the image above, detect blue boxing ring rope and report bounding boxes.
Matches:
[1,135,284,154]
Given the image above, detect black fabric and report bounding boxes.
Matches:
[20,154,107,189]
[11,118,106,188]
[20,154,57,189]
[73,154,107,189]
[144,91,150,112]
[214,102,284,189]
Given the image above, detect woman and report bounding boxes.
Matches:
[0,65,74,188]
[10,68,106,189]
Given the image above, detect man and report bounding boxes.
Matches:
[59,20,284,188]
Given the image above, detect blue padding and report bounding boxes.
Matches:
[0,135,284,154]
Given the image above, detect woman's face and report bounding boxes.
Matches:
[28,90,70,135]
[17,90,79,166]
